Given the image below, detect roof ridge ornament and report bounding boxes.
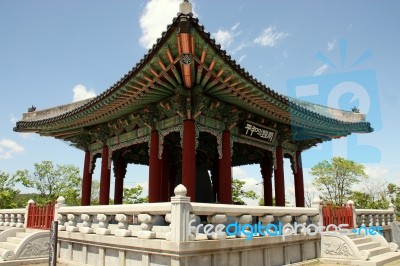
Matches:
[179,0,192,15]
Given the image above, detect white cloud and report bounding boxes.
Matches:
[72,84,96,102]
[139,0,183,49]
[327,39,336,51]
[0,139,24,160]
[212,22,242,50]
[365,165,389,179]
[254,26,289,47]
[283,50,289,59]
[313,64,328,76]
[238,54,247,63]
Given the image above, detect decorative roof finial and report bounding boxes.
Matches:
[180,0,192,15]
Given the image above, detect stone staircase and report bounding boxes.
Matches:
[0,228,50,262]
[320,232,400,266]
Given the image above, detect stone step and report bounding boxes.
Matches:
[348,233,365,239]
[0,242,17,251]
[15,232,30,238]
[367,246,390,257]
[368,252,400,266]
[5,237,23,245]
[356,241,380,250]
[352,236,372,245]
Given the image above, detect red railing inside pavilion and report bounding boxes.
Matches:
[322,202,354,230]
[27,201,55,230]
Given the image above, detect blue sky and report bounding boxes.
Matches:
[1,0,399,205]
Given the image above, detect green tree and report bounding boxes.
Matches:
[0,171,20,209]
[311,156,367,206]
[387,183,400,218]
[123,185,148,204]
[15,161,81,206]
[232,178,258,205]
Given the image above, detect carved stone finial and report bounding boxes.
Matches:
[174,184,187,196]
[179,0,192,15]
[57,196,66,204]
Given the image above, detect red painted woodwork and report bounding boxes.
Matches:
[99,146,111,205]
[160,144,170,202]
[81,150,92,206]
[219,130,232,204]
[27,201,54,230]
[261,157,273,206]
[294,151,305,207]
[274,146,285,206]
[114,156,125,205]
[322,202,354,229]
[149,131,162,203]
[182,119,196,201]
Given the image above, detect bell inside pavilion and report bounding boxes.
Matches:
[14,1,372,207]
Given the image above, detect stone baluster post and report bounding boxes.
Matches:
[9,214,17,227]
[54,196,67,231]
[234,214,252,239]
[259,214,274,236]
[278,215,293,235]
[368,214,373,227]
[115,214,131,237]
[311,198,323,227]
[361,215,366,227]
[374,214,380,227]
[0,214,4,226]
[381,214,386,226]
[23,199,35,229]
[66,214,79,232]
[295,215,308,234]
[138,214,156,239]
[16,214,24,228]
[80,214,94,234]
[207,214,227,240]
[4,214,10,227]
[96,214,111,235]
[169,184,191,242]
[388,203,395,225]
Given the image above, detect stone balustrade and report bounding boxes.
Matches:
[354,203,396,228]
[0,209,25,229]
[0,188,397,244]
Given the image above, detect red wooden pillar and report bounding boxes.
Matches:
[218,130,232,204]
[294,150,305,207]
[99,146,111,205]
[274,146,285,206]
[114,156,125,205]
[160,144,170,202]
[182,119,196,201]
[261,157,273,206]
[81,150,92,206]
[149,131,162,203]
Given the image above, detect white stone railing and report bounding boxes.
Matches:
[0,208,26,229]
[54,185,321,242]
[55,196,172,239]
[354,203,396,228]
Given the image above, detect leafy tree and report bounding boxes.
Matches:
[123,185,148,204]
[232,178,258,205]
[15,161,81,206]
[0,171,20,209]
[387,183,400,218]
[90,180,101,205]
[350,177,389,209]
[311,156,367,206]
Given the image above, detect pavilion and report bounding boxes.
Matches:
[14,1,372,208]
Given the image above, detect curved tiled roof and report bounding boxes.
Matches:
[14,13,373,140]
